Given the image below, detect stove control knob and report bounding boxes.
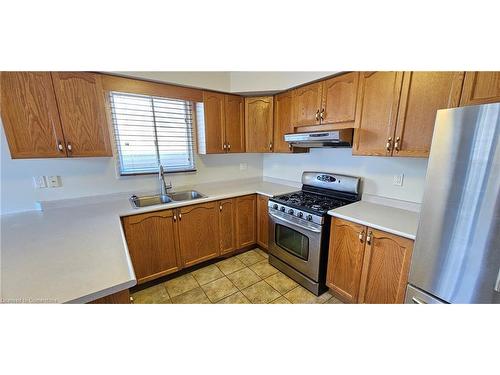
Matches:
[288,209,294,215]
[297,212,303,218]
[273,204,278,210]
[280,206,286,212]
[306,214,313,221]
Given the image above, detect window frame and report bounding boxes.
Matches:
[108,90,197,177]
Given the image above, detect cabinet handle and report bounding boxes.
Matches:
[385,137,392,152]
[179,213,182,220]
[269,142,273,151]
[315,109,320,121]
[223,143,227,150]
[67,142,73,153]
[288,144,292,150]
[227,143,231,151]
[219,205,223,211]
[320,108,325,121]
[394,137,401,152]
[358,230,365,243]
[173,215,177,222]
[366,231,373,245]
[57,140,65,152]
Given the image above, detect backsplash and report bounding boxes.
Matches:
[263,148,428,204]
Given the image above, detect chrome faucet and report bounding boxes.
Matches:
[159,165,172,196]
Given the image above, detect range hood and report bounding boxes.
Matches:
[284,129,353,148]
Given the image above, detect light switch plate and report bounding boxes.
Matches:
[393,174,404,186]
[33,176,47,189]
[47,176,62,188]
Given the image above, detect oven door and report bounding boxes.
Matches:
[268,209,322,281]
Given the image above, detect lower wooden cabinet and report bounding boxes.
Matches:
[90,289,131,304]
[256,194,269,250]
[326,217,414,304]
[236,195,257,248]
[122,210,181,284]
[218,199,237,255]
[178,202,220,267]
[122,196,260,284]
[326,218,366,303]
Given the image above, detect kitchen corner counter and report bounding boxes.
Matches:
[328,201,420,240]
[0,179,297,304]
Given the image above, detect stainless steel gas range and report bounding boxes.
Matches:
[268,171,361,295]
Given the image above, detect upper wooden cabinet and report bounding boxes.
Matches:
[122,209,181,284]
[1,72,112,158]
[177,202,220,267]
[460,71,500,106]
[218,199,237,255]
[353,71,404,156]
[245,96,274,152]
[236,194,257,248]
[326,218,366,303]
[273,91,294,153]
[292,82,323,127]
[51,72,112,157]
[321,72,360,127]
[199,91,245,154]
[291,72,360,131]
[1,72,65,158]
[326,217,414,304]
[200,91,225,153]
[394,72,464,157]
[224,94,245,153]
[358,228,414,304]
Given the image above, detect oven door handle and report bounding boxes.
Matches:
[269,212,322,233]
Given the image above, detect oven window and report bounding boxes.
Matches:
[275,224,309,260]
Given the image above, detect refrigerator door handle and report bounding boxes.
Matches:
[411,297,428,304]
[495,268,500,293]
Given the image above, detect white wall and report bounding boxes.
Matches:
[0,123,262,214]
[263,148,428,203]
[230,71,337,93]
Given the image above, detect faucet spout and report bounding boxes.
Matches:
[159,165,172,196]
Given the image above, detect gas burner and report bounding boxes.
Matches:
[271,190,354,215]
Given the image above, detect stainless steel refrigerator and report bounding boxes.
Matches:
[406,103,500,304]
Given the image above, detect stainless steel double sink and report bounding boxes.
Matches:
[129,190,206,208]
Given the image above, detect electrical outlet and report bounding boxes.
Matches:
[47,176,62,188]
[393,174,404,186]
[239,163,248,171]
[33,176,47,189]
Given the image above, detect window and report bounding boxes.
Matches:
[109,91,196,175]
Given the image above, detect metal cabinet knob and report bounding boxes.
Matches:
[223,143,227,150]
[385,137,392,152]
[394,137,401,152]
[173,215,177,222]
[227,144,231,151]
[67,142,73,153]
[178,213,182,220]
[57,141,64,152]
[315,109,320,121]
[219,205,223,211]
[320,109,325,121]
[358,230,365,243]
[366,231,373,245]
[269,142,273,151]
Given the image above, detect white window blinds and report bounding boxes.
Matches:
[109,91,196,175]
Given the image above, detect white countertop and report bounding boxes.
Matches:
[328,201,420,240]
[1,179,298,304]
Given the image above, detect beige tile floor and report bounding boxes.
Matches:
[132,249,343,304]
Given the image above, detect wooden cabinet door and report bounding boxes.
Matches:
[321,72,359,127]
[352,72,404,156]
[51,72,112,157]
[202,91,225,153]
[358,228,414,304]
[122,210,181,284]
[394,72,464,157]
[460,71,500,106]
[219,199,237,255]
[292,82,322,127]
[178,202,220,267]
[0,72,66,158]
[236,195,257,248]
[326,218,367,303]
[224,94,245,153]
[245,96,274,152]
[273,91,294,153]
[256,194,269,250]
